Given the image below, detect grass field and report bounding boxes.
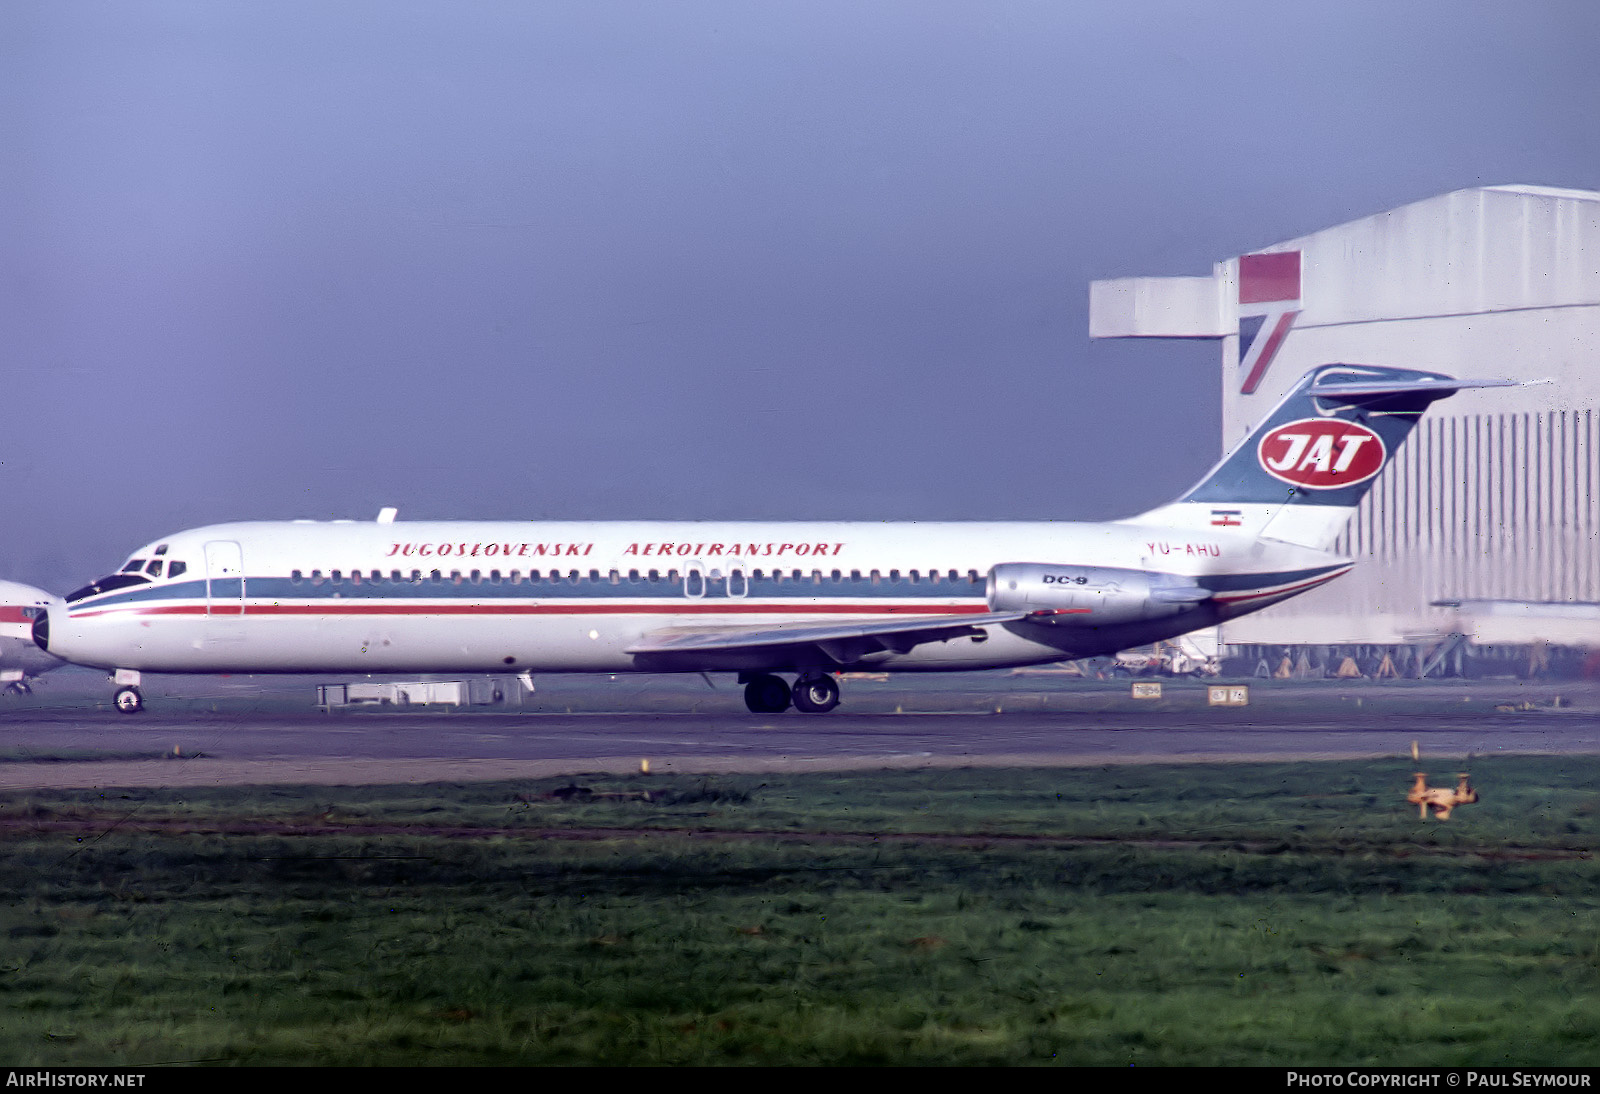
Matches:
[2,756,1597,1065]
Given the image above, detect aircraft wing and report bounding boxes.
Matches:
[625,610,1030,662]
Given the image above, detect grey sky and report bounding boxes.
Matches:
[4,1,1596,591]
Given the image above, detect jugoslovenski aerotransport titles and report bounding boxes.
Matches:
[36,365,1508,715]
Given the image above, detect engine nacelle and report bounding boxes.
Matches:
[986,562,1210,626]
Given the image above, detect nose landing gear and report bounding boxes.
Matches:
[111,669,144,714]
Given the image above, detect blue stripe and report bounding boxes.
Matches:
[70,566,1341,612]
[1194,565,1345,594]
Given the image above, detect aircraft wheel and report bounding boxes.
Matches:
[791,674,840,714]
[743,674,791,714]
[113,686,144,714]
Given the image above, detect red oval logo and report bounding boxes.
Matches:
[1256,419,1386,490]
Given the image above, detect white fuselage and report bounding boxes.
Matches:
[45,517,1348,677]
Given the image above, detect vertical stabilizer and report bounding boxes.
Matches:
[1126,365,1509,550]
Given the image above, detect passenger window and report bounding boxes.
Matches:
[430,570,442,583]
[469,569,482,584]
[450,571,463,585]
[311,570,324,585]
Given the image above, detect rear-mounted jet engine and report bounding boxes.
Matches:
[986,562,1209,625]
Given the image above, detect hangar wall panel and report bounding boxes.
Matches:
[1088,276,1227,338]
[1090,185,1600,647]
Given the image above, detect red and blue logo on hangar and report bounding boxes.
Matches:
[1237,251,1302,395]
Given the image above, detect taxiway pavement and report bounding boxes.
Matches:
[1,694,1595,789]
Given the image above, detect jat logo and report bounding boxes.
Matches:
[1257,419,1386,490]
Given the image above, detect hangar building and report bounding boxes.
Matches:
[1090,184,1600,668]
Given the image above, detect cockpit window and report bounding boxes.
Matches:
[145,560,164,577]
[153,544,168,556]
[168,561,187,579]
[120,560,146,574]
[67,572,151,603]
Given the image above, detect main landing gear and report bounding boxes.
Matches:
[741,672,841,715]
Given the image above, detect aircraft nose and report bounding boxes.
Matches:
[31,608,49,653]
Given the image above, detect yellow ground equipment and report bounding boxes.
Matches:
[1406,740,1478,820]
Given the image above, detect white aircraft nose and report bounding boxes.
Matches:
[33,591,73,641]
[0,580,72,681]
[31,606,49,653]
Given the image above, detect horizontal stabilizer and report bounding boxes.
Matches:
[1307,376,1517,403]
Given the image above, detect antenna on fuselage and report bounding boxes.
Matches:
[377,507,398,524]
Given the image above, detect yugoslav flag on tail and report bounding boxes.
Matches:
[1236,251,1301,395]
[1127,364,1514,551]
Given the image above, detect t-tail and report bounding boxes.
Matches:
[1128,364,1512,551]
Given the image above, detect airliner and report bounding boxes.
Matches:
[35,365,1503,714]
[0,579,64,694]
